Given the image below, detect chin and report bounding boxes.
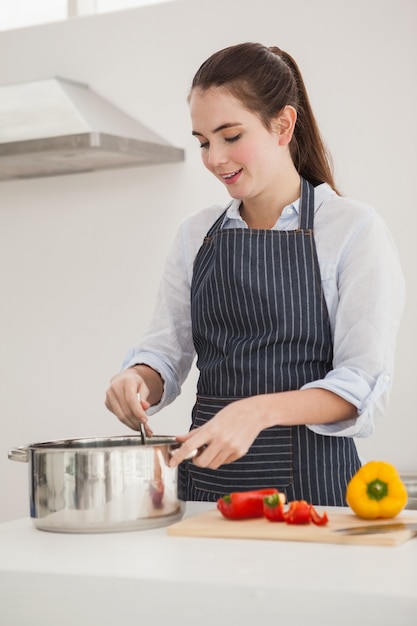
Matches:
[226,188,246,201]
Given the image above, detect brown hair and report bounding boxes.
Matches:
[190,42,339,193]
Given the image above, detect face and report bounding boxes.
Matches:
[189,87,286,203]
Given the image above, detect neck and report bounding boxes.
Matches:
[240,168,301,229]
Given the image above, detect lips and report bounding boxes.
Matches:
[220,168,242,185]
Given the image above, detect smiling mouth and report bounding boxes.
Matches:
[220,169,242,183]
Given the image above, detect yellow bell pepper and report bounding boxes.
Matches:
[346,460,408,519]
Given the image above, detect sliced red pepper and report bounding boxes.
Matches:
[218,490,329,526]
[217,488,278,520]
[309,504,329,526]
[283,500,311,524]
[149,479,164,509]
[263,493,286,522]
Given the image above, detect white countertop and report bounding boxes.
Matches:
[1,502,416,626]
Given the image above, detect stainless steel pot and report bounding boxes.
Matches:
[8,435,186,533]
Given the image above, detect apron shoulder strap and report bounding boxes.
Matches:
[298,177,315,230]
[205,210,227,237]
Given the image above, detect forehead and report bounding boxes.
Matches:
[189,87,254,131]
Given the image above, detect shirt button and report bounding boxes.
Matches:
[384,374,390,382]
[286,207,293,215]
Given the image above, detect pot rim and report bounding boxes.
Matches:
[15,434,180,452]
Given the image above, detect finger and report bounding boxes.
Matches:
[106,385,149,433]
[121,386,147,421]
[191,443,229,469]
[143,421,154,438]
[122,394,155,436]
[194,448,241,469]
[168,430,207,467]
[139,399,154,437]
[168,436,196,467]
[105,387,128,422]
[122,398,153,436]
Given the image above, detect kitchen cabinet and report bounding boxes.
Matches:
[1,502,416,625]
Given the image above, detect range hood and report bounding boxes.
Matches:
[0,77,184,181]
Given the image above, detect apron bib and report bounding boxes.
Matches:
[179,178,360,505]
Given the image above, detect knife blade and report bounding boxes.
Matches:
[333,522,417,535]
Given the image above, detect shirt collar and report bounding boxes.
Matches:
[222,183,335,228]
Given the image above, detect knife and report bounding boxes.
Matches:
[333,522,417,535]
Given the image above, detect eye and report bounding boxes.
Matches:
[225,134,241,143]
[199,141,209,149]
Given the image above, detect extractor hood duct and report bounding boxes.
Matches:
[0,77,184,181]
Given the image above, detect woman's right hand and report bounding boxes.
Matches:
[105,367,154,436]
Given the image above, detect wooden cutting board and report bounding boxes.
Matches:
[167,508,417,546]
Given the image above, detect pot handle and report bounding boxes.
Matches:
[8,446,29,463]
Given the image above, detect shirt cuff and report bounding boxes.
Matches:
[121,348,180,415]
[301,369,392,438]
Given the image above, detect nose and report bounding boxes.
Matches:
[206,143,228,168]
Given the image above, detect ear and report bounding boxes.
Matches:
[273,105,297,146]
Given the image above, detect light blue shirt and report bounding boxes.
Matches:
[122,184,405,438]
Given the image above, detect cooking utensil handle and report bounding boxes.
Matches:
[8,447,29,463]
[170,447,201,461]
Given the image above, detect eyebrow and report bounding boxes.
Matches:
[192,122,242,137]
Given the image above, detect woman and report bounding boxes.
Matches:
[105,43,405,506]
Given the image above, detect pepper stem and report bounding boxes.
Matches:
[366,478,388,501]
[264,493,280,508]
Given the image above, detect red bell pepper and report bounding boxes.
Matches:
[309,504,329,526]
[284,500,311,524]
[263,498,329,526]
[217,488,278,520]
[218,490,329,526]
[263,493,286,521]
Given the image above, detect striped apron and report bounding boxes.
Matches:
[178,178,361,505]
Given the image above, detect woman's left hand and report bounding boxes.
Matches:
[168,397,262,469]
[168,388,358,469]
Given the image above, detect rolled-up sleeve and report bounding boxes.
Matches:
[303,199,405,438]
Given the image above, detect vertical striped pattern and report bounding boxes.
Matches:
[192,228,331,395]
[179,178,360,505]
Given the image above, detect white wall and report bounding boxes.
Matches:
[1,0,416,522]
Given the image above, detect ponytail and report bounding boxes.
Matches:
[271,47,339,193]
[191,42,339,193]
